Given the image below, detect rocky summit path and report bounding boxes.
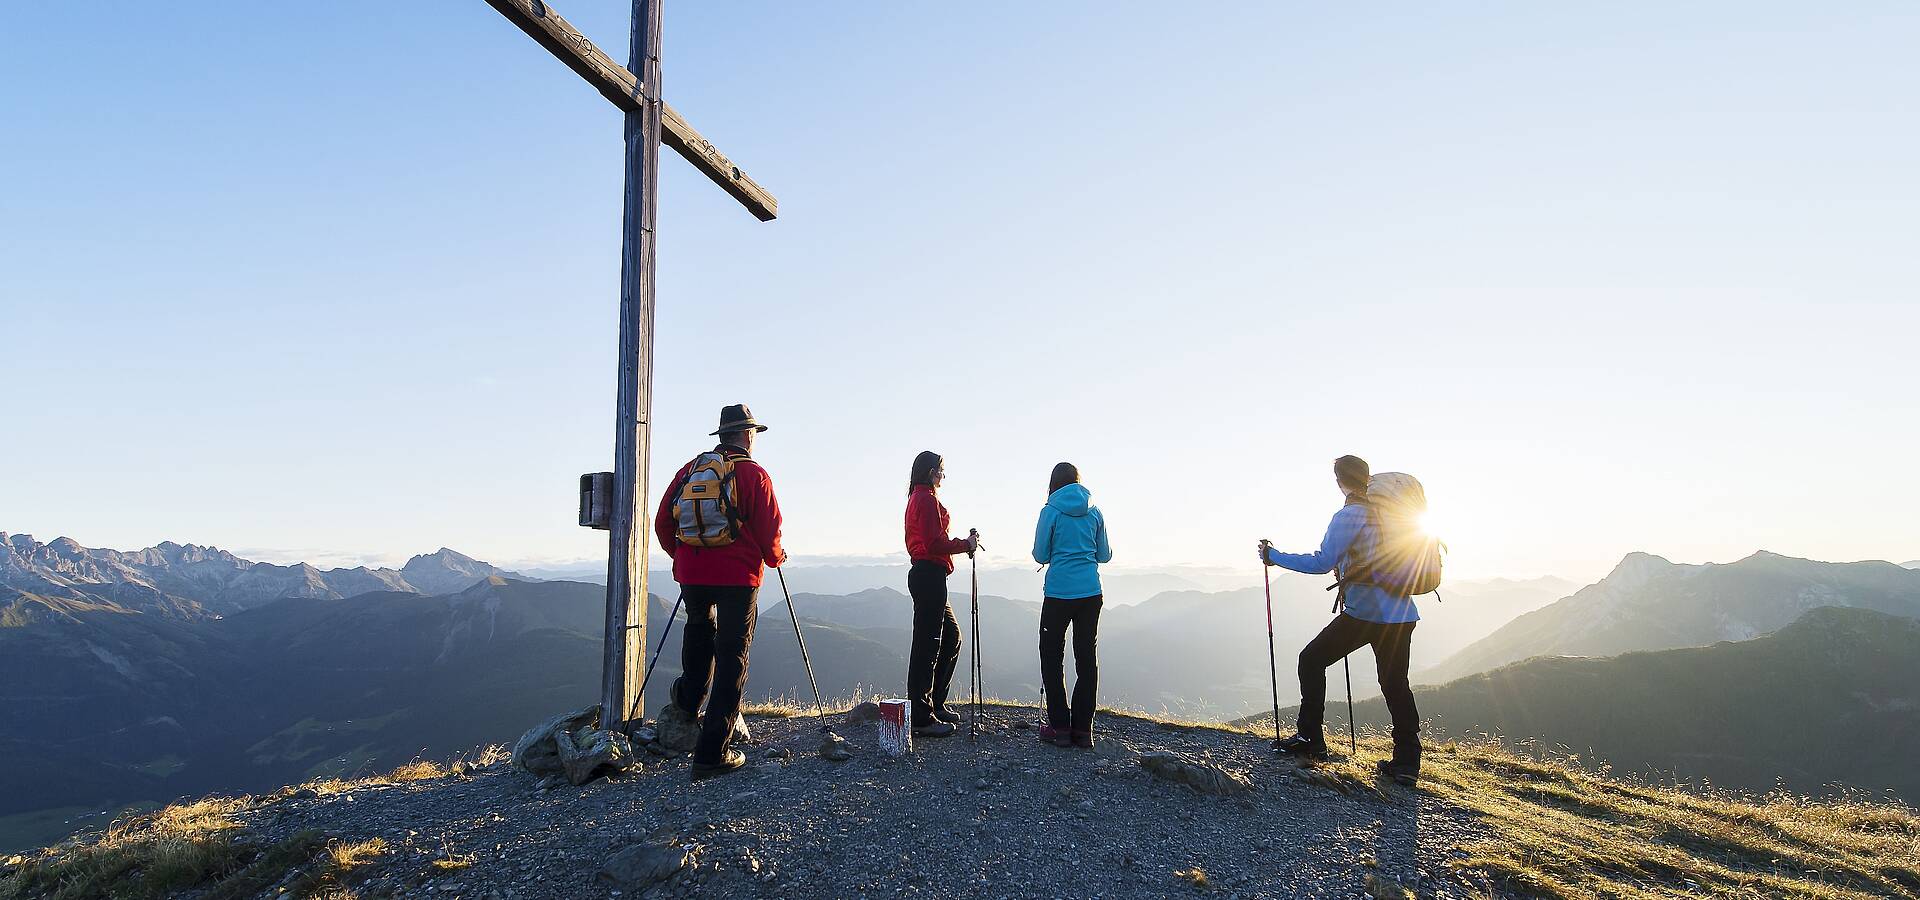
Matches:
[229,706,1494,899]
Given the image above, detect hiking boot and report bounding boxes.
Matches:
[1273,733,1328,758]
[1036,725,1072,747]
[932,705,961,725]
[912,720,957,738]
[1376,758,1419,787]
[1071,729,1094,750]
[654,701,700,755]
[689,748,747,781]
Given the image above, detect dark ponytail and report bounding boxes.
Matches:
[909,450,943,495]
[1048,461,1080,496]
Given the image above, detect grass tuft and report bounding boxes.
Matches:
[386,760,447,782]
[738,700,810,718]
[427,835,475,875]
[327,837,389,869]
[1174,865,1209,888]
[1364,872,1415,899]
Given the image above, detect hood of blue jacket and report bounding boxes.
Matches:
[1047,483,1092,516]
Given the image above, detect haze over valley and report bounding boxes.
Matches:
[5,530,1916,853]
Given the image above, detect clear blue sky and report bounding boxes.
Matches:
[4,2,1916,581]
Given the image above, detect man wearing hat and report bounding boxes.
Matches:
[653,404,786,780]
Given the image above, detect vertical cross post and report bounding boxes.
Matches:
[601,0,664,734]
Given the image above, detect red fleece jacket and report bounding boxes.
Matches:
[904,485,970,574]
[654,445,784,587]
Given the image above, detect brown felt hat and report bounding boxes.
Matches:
[710,404,769,435]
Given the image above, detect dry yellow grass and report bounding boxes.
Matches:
[462,743,511,769]
[429,836,476,874]
[327,836,388,869]
[2,749,495,899]
[1174,865,1210,888]
[0,796,263,899]
[738,699,812,717]
[386,759,447,782]
[1301,732,1920,899]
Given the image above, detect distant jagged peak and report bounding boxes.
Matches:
[405,547,483,568]
[1725,549,1816,567]
[1598,549,1887,586]
[401,548,526,595]
[1712,550,1919,578]
[1597,551,1679,586]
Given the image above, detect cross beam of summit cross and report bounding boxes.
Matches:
[479,0,779,732]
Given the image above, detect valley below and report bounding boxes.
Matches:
[4,532,1918,855]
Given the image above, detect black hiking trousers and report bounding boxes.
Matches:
[906,560,963,726]
[1039,594,1103,732]
[1297,613,1420,764]
[671,583,759,765]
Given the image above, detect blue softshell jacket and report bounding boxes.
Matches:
[1031,483,1112,600]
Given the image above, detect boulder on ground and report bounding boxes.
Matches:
[819,732,853,761]
[654,701,700,755]
[512,705,598,777]
[1138,751,1254,795]
[650,703,753,756]
[845,701,883,726]
[512,705,636,785]
[557,724,636,786]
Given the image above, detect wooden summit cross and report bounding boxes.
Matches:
[481,0,778,732]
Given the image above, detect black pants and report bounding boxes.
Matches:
[670,583,759,765]
[1297,613,1420,762]
[1039,595,1103,732]
[906,560,962,725]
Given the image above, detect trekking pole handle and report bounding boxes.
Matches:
[1259,538,1272,565]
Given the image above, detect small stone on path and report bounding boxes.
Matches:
[597,842,689,889]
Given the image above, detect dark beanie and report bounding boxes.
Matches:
[1334,455,1370,492]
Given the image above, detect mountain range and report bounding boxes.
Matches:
[6,531,1918,853]
[0,532,524,618]
[1421,551,1920,684]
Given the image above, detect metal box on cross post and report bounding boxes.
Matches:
[579,472,615,530]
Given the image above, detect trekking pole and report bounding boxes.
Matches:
[635,594,685,716]
[1259,539,1281,743]
[1343,655,1357,755]
[774,567,827,730]
[970,530,982,742]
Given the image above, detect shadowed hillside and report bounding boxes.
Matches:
[1333,606,1920,801]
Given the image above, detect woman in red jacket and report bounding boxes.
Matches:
[903,450,977,737]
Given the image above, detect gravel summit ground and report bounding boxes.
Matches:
[218,704,1494,899]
